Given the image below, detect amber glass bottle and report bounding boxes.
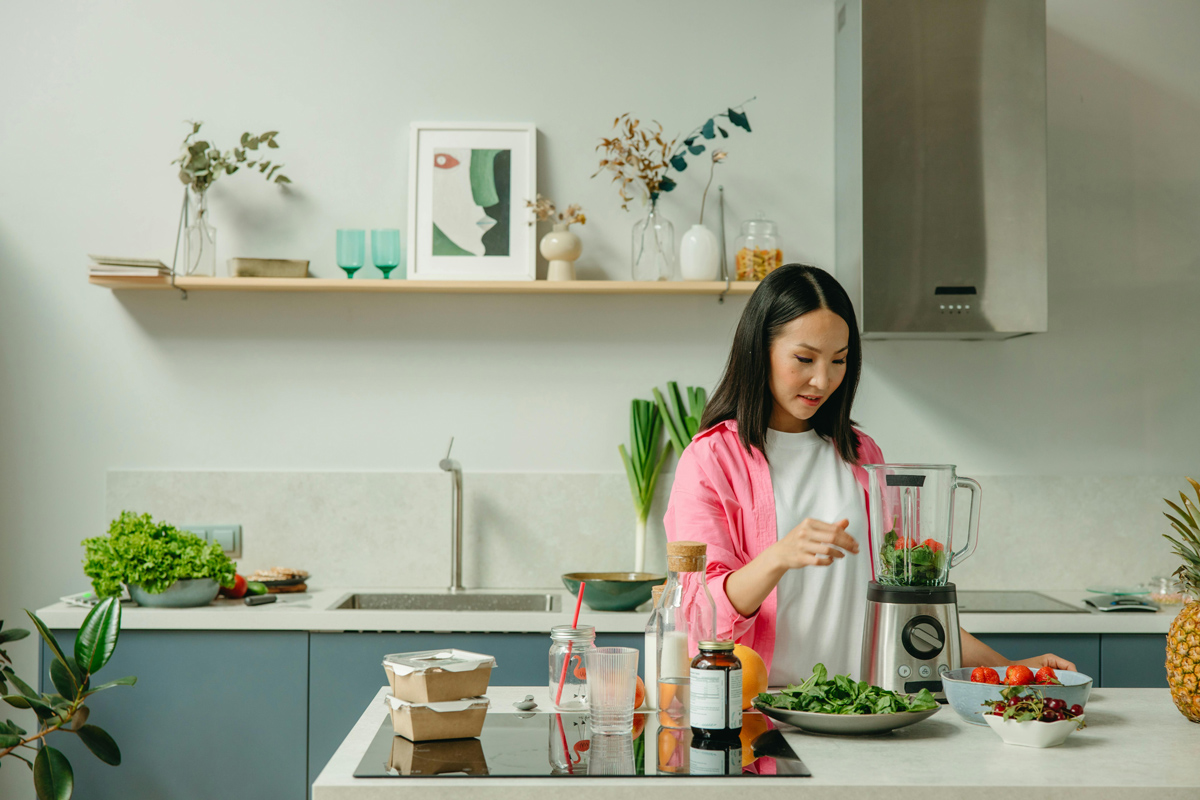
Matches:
[689,641,742,739]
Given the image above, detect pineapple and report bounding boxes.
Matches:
[1163,477,1200,723]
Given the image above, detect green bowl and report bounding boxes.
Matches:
[561,572,666,612]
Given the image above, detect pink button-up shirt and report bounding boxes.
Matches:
[662,419,885,676]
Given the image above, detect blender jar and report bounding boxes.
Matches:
[864,464,981,586]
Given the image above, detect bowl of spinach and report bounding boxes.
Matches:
[753,663,940,735]
[83,511,236,607]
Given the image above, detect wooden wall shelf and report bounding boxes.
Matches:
[89,275,759,296]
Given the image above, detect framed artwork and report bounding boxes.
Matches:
[407,122,537,281]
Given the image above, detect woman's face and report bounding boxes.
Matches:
[767,308,850,432]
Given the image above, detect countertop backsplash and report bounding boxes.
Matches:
[105,471,1181,592]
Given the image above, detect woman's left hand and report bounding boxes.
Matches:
[1009,653,1077,672]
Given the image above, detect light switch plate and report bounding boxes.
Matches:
[182,524,243,559]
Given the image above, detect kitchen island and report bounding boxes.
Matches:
[313,685,1200,800]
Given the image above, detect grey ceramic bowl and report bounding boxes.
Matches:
[561,573,666,612]
[128,578,221,608]
[942,667,1093,725]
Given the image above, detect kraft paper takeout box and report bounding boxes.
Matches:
[384,695,489,742]
[382,650,496,703]
[387,734,489,775]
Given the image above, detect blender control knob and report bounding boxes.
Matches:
[901,615,946,660]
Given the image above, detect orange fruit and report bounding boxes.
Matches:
[734,644,768,710]
[634,675,646,709]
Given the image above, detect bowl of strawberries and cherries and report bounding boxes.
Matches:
[941,663,1092,725]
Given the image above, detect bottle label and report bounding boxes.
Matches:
[689,667,728,729]
[728,667,743,729]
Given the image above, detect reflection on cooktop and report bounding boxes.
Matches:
[353,712,812,778]
[956,591,1087,614]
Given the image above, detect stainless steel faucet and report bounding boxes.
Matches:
[438,438,464,593]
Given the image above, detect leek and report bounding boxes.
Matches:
[653,381,707,456]
[619,398,670,572]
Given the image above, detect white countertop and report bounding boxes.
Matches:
[35,588,1181,634]
[312,685,1200,799]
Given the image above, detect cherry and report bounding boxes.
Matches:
[992,702,1007,714]
[1069,704,1084,717]
[1045,698,1065,712]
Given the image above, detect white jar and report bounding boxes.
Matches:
[679,224,720,280]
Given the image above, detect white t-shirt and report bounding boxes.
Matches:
[764,427,870,686]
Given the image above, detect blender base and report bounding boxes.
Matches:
[861,582,961,701]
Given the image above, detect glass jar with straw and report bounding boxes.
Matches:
[550,581,591,711]
[657,541,717,728]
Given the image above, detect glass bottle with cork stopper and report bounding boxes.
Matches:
[658,540,717,729]
[643,583,665,711]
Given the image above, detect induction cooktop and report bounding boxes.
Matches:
[955,591,1088,614]
[354,711,811,778]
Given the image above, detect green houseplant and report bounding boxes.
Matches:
[83,512,236,605]
[1,598,137,800]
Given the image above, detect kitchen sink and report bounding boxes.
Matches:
[331,592,561,612]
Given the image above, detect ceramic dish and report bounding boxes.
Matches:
[560,572,665,612]
[754,700,940,735]
[255,575,309,587]
[985,713,1083,748]
[941,667,1092,726]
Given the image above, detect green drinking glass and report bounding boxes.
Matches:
[336,229,365,279]
[371,229,403,279]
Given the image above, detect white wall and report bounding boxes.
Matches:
[2,1,1199,794]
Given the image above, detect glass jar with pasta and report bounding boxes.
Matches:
[733,214,783,281]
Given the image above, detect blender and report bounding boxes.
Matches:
[860,464,981,700]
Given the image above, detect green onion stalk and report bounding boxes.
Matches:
[619,399,669,573]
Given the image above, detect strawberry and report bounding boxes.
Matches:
[921,538,945,552]
[1035,666,1061,685]
[970,667,1001,684]
[896,536,917,549]
[1005,665,1035,685]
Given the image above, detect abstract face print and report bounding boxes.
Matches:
[431,148,510,256]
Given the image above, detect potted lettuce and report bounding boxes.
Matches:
[83,512,236,607]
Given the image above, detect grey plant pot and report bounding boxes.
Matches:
[128,578,220,608]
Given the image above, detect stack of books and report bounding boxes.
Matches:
[87,255,171,278]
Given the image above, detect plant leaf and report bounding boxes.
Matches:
[82,675,136,697]
[718,126,729,138]
[75,597,121,676]
[1166,499,1196,528]
[701,119,715,139]
[24,611,71,678]
[0,629,30,645]
[728,108,751,131]
[78,725,121,766]
[3,667,36,699]
[50,659,77,699]
[0,732,20,747]
[275,175,291,184]
[267,139,279,148]
[658,176,675,192]
[33,746,73,800]
[669,155,687,172]
[688,143,705,156]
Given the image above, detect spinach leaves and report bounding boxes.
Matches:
[754,663,939,715]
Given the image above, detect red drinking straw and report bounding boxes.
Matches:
[555,581,586,706]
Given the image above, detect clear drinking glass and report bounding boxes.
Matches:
[336,229,365,279]
[586,646,639,734]
[549,624,596,711]
[371,229,403,279]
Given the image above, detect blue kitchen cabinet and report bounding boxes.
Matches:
[1100,634,1168,688]
[39,630,308,800]
[973,633,1102,682]
[306,631,642,794]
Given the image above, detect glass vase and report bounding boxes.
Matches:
[631,204,674,281]
[182,190,216,277]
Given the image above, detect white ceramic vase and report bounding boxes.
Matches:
[679,224,720,281]
[540,223,582,281]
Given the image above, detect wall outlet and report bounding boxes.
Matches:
[182,524,243,559]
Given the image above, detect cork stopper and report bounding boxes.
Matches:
[651,584,665,606]
[667,540,707,572]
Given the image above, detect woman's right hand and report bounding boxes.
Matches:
[771,518,859,569]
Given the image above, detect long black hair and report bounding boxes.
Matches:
[700,264,863,463]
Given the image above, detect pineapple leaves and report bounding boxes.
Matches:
[1162,477,1200,596]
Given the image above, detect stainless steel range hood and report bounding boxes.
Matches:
[835,0,1048,339]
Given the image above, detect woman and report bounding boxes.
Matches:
[664,265,1074,685]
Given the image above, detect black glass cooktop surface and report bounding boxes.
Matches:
[353,711,811,778]
[955,591,1088,614]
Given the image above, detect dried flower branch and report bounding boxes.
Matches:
[171,120,292,194]
[525,194,587,227]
